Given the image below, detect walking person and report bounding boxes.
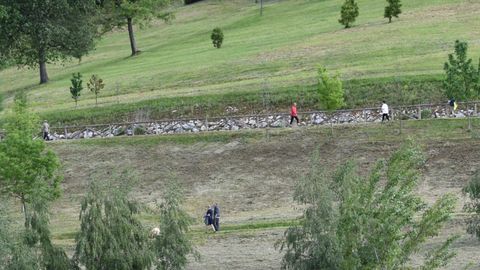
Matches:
[42,120,50,140]
[290,103,299,126]
[204,205,215,232]
[449,98,458,115]
[213,203,220,232]
[381,101,390,122]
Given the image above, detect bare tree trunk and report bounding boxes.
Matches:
[127,17,139,56]
[39,49,49,84]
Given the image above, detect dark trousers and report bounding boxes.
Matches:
[214,218,220,231]
[43,132,49,140]
[382,114,389,122]
[290,116,299,125]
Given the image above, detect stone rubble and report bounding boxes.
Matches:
[7,104,477,141]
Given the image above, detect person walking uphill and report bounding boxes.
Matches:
[381,101,389,122]
[42,120,50,140]
[213,203,220,232]
[290,103,299,126]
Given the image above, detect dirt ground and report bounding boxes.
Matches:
[49,126,480,269]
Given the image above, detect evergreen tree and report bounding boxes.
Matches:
[97,0,175,56]
[70,73,83,108]
[0,0,99,84]
[317,66,344,111]
[339,0,359,29]
[443,40,480,101]
[153,178,198,270]
[278,141,458,269]
[384,0,402,23]
[211,28,224,49]
[74,173,153,270]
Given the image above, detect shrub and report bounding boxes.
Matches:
[211,27,224,49]
[134,126,146,135]
[184,0,203,4]
[421,109,432,119]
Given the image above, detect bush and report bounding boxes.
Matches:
[421,109,432,119]
[184,0,203,4]
[211,28,224,49]
[134,126,146,135]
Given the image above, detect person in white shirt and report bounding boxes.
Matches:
[42,120,50,140]
[381,101,389,122]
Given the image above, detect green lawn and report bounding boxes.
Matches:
[0,0,479,123]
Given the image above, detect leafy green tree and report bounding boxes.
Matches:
[384,0,402,23]
[70,73,84,108]
[0,93,62,227]
[97,0,174,56]
[317,66,344,111]
[74,173,153,270]
[278,141,458,269]
[339,0,359,28]
[444,40,480,101]
[87,74,105,106]
[211,28,224,49]
[153,178,198,270]
[0,0,98,84]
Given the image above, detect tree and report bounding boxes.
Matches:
[0,95,68,269]
[0,92,62,228]
[70,73,84,108]
[73,172,153,270]
[444,40,480,101]
[87,74,105,106]
[24,197,72,270]
[97,0,174,56]
[0,200,40,270]
[384,0,402,23]
[317,66,344,111]
[339,0,359,29]
[153,178,198,270]
[463,171,480,239]
[278,141,458,269]
[211,28,224,49]
[0,0,98,84]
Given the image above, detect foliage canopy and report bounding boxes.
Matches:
[278,141,458,269]
[443,40,480,101]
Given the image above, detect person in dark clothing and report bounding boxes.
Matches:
[204,205,215,232]
[213,203,220,232]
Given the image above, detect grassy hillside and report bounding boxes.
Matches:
[1,119,475,268]
[1,0,479,124]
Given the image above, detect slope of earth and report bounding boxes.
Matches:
[26,119,480,269]
[0,0,479,123]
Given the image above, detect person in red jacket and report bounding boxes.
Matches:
[290,102,299,125]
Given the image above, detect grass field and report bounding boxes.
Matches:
[1,0,479,124]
